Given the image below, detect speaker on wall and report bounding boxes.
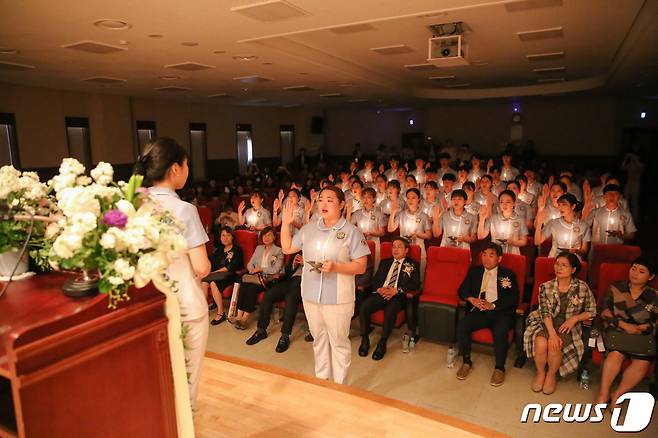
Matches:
[311,116,324,134]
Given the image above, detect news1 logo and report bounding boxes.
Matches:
[520,392,655,432]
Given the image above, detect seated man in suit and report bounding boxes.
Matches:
[358,237,421,360]
[456,243,519,386]
[245,252,309,352]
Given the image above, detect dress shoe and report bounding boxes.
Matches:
[304,333,314,342]
[372,340,387,360]
[246,329,267,345]
[208,302,217,311]
[542,374,557,395]
[490,369,505,387]
[358,337,370,357]
[210,313,227,326]
[275,335,290,353]
[456,363,472,380]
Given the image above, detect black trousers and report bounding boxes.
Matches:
[457,310,513,371]
[359,292,405,342]
[237,283,263,313]
[257,276,302,336]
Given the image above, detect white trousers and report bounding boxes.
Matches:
[303,300,354,384]
[182,313,209,408]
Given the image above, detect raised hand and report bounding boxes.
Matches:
[547,175,555,188]
[281,198,294,225]
[440,195,449,212]
[538,184,550,208]
[431,204,443,222]
[238,200,246,215]
[328,174,335,183]
[390,199,399,216]
[273,197,281,213]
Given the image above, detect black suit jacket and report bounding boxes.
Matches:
[458,265,519,315]
[371,257,421,295]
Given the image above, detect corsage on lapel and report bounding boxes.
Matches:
[226,251,233,261]
[402,261,414,276]
[644,303,655,313]
[499,276,512,289]
[270,254,278,266]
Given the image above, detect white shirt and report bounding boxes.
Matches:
[383,258,404,289]
[480,266,498,303]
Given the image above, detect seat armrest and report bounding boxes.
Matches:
[406,289,421,299]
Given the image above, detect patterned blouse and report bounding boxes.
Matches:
[602,281,658,335]
[524,277,597,376]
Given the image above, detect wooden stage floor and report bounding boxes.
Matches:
[194,352,508,437]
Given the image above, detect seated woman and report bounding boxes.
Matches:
[535,193,590,259]
[597,257,658,404]
[477,189,528,255]
[233,226,284,329]
[523,252,596,394]
[205,226,244,325]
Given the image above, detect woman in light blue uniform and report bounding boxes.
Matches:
[280,186,370,384]
[135,137,211,408]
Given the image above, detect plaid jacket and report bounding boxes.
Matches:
[524,277,597,376]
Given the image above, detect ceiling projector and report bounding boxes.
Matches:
[427,34,469,67]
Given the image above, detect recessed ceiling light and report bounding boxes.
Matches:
[182,41,199,47]
[263,62,273,65]
[159,75,180,80]
[119,40,130,45]
[0,48,19,55]
[233,55,259,61]
[93,19,132,31]
[148,34,164,38]
[213,50,226,54]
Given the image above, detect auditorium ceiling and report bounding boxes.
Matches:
[0,0,656,106]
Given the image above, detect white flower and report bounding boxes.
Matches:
[51,173,77,193]
[76,175,92,186]
[113,258,135,281]
[45,221,62,239]
[52,232,83,259]
[100,231,117,249]
[59,158,85,176]
[134,252,167,287]
[58,186,101,216]
[108,276,125,286]
[116,199,136,217]
[70,212,98,234]
[90,162,114,186]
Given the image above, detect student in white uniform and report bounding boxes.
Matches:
[514,174,537,209]
[524,169,543,198]
[421,181,444,219]
[380,180,405,216]
[535,193,591,259]
[136,137,211,408]
[432,189,478,250]
[478,190,528,255]
[410,157,426,185]
[437,153,457,188]
[280,186,370,384]
[349,187,387,270]
[500,151,519,182]
[348,179,365,213]
[467,155,485,185]
[388,188,432,281]
[238,191,272,231]
[374,174,388,207]
[474,174,497,209]
[505,180,534,230]
[273,188,306,235]
[534,181,567,229]
[454,166,469,190]
[560,173,582,201]
[585,184,637,245]
[384,156,401,182]
[462,181,481,217]
[357,160,375,184]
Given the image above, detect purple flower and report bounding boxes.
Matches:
[103,209,128,229]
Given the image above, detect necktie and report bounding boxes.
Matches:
[480,270,489,299]
[387,260,400,288]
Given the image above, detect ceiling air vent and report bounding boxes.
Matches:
[164,62,215,71]
[62,40,127,54]
[231,0,309,22]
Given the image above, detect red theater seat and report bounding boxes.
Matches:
[222,230,259,298]
[529,257,588,308]
[589,244,641,291]
[418,247,471,342]
[196,205,212,233]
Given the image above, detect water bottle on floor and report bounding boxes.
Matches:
[402,332,410,353]
[447,346,456,368]
[580,369,590,390]
[408,337,416,353]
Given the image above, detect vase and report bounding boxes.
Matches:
[62,269,100,298]
[0,248,29,277]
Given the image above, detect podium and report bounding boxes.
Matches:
[0,274,177,438]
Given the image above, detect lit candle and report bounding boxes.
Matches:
[248,213,256,227]
[608,217,615,231]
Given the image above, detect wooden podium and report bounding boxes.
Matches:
[0,274,178,438]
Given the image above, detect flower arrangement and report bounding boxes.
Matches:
[41,158,187,308]
[0,165,49,254]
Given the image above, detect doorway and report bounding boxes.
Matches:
[236,124,253,174]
